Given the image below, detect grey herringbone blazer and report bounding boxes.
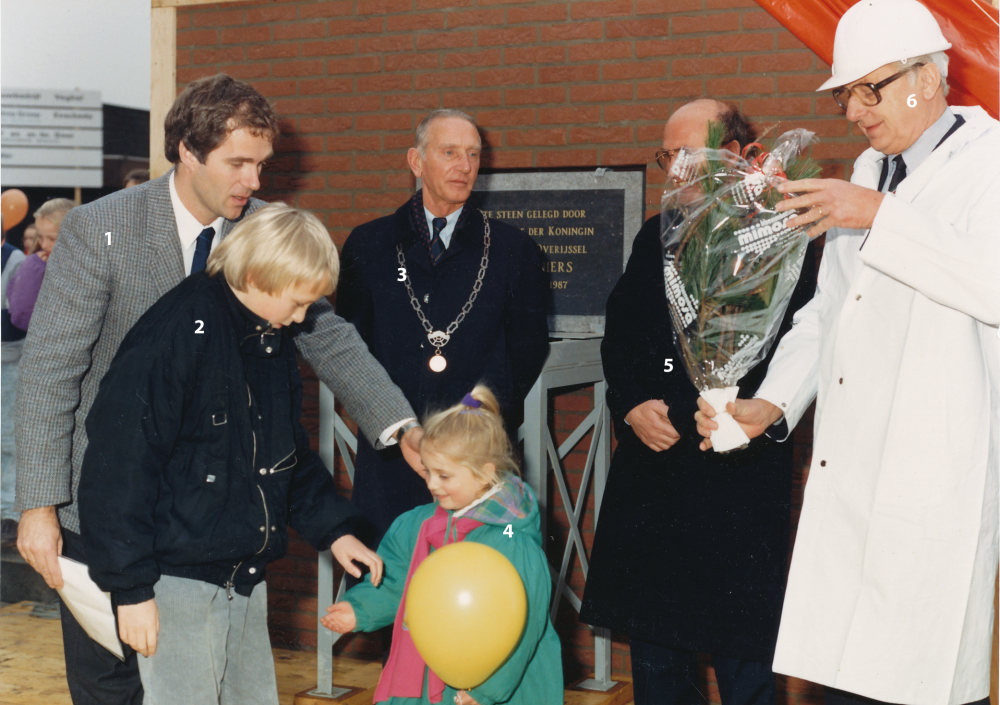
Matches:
[14,171,414,533]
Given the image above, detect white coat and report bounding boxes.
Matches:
[755,105,999,705]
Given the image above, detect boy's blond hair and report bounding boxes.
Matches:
[207,202,339,295]
[421,384,520,489]
[34,198,75,228]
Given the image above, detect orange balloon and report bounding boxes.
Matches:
[1,190,29,232]
[405,542,527,689]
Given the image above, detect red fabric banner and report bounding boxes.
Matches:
[755,0,999,119]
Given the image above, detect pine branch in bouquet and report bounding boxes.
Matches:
[784,153,821,183]
[662,121,819,391]
[672,122,749,378]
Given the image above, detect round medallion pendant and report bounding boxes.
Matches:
[429,354,447,372]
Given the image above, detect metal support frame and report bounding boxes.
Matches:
[522,337,616,691]
[312,383,357,698]
[312,336,616,694]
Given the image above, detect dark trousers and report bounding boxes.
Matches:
[60,529,143,705]
[630,639,776,705]
[826,687,990,705]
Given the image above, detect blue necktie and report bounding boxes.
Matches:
[190,227,215,274]
[430,218,447,264]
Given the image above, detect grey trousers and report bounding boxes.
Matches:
[137,575,278,705]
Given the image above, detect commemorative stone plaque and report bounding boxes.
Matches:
[472,169,644,335]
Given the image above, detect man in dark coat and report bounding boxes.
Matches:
[336,109,550,544]
[579,100,817,705]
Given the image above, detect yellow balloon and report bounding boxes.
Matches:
[405,541,527,689]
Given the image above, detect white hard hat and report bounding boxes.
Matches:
[817,0,951,91]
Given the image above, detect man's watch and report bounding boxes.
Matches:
[395,420,421,443]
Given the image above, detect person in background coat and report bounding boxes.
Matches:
[123,168,150,189]
[336,108,550,548]
[14,73,423,705]
[696,2,998,704]
[580,99,816,705]
[6,199,75,332]
[1,220,27,542]
[3,199,74,542]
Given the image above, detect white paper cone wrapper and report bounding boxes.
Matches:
[701,387,751,453]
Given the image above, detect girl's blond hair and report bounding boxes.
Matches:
[206,202,339,295]
[34,198,75,228]
[421,384,519,488]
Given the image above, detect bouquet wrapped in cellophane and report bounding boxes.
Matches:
[661,124,820,452]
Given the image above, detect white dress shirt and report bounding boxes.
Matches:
[169,171,224,275]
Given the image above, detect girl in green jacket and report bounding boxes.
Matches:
[322,385,563,705]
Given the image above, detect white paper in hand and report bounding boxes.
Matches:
[56,556,125,661]
[700,387,751,453]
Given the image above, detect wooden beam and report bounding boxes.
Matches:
[151,0,238,7]
[150,5,176,178]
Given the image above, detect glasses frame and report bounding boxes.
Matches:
[831,63,925,111]
[654,148,683,172]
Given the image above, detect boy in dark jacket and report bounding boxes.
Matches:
[79,203,383,705]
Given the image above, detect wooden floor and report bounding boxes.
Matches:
[0,601,376,705]
[1,603,71,705]
[0,602,632,705]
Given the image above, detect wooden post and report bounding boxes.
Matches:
[149,5,176,179]
[150,0,244,178]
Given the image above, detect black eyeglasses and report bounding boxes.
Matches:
[831,63,925,110]
[654,148,684,172]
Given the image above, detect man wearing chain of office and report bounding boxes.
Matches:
[337,108,550,549]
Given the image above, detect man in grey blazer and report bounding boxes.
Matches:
[14,73,422,705]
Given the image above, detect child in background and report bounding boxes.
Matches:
[322,385,563,705]
[6,199,74,332]
[79,203,383,705]
[21,223,39,256]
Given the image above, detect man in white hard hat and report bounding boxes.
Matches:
[694,1,999,705]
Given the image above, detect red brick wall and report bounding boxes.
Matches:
[174,1,868,701]
[177,0,869,238]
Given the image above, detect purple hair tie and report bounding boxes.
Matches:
[461,392,481,408]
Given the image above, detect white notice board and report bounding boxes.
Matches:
[1,88,103,188]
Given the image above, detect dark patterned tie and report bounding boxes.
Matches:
[190,227,215,274]
[430,217,447,263]
[886,155,907,193]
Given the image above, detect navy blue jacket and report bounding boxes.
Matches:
[336,198,549,540]
[79,273,358,605]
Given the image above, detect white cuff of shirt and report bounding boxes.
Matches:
[379,417,418,447]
